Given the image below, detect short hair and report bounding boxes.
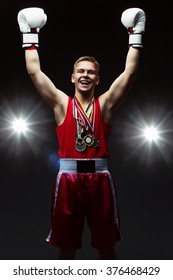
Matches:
[73,56,100,74]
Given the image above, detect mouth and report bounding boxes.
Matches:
[79,79,91,86]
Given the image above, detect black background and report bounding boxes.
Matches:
[0,0,173,260]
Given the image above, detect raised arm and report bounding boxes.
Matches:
[99,8,146,124]
[25,48,67,109]
[17,7,68,125]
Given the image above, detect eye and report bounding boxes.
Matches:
[89,71,96,75]
[76,69,84,73]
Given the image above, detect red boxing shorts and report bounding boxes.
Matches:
[46,158,121,250]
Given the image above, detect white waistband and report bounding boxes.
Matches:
[59,158,108,173]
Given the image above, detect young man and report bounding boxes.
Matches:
[17,7,146,259]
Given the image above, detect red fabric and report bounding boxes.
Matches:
[46,172,120,249]
[56,97,111,158]
[46,96,121,250]
[26,45,36,50]
[128,27,133,34]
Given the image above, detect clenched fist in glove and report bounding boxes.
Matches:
[17,7,47,48]
[121,8,146,48]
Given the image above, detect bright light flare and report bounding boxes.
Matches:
[115,101,173,166]
[0,96,55,159]
[143,126,159,142]
[12,118,28,134]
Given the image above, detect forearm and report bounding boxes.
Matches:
[25,49,41,76]
[125,46,141,77]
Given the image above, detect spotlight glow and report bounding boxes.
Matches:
[143,126,159,142]
[0,96,54,157]
[12,118,28,134]
[113,101,173,165]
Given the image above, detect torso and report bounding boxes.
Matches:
[56,96,111,158]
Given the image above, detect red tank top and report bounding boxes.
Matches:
[56,97,111,158]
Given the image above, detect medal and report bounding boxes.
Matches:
[73,96,99,152]
[84,134,94,146]
[75,138,86,152]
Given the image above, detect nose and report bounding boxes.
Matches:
[82,71,89,77]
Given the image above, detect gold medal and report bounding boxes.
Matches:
[84,134,94,146]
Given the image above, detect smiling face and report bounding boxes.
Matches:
[71,59,100,97]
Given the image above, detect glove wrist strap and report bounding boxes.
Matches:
[22,33,39,48]
[129,33,143,48]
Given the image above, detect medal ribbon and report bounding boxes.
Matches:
[73,95,95,132]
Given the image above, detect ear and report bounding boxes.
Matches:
[71,74,75,83]
[96,75,100,85]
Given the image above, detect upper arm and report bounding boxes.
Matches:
[25,49,68,109]
[29,69,68,108]
[29,70,69,125]
[99,47,141,123]
[25,49,69,125]
[99,72,133,123]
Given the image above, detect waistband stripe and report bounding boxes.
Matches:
[59,158,108,173]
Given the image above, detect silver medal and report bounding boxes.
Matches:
[75,138,86,152]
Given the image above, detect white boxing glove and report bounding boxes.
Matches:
[121,8,146,48]
[17,7,47,48]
